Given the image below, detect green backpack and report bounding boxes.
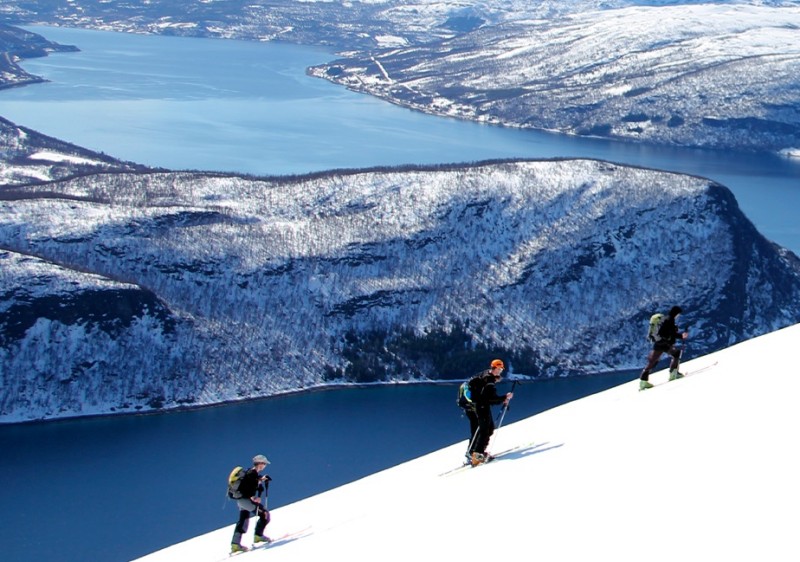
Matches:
[648,313,665,342]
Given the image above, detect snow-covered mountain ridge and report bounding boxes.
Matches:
[2,119,799,423]
[2,0,593,52]
[0,117,148,184]
[4,1,799,51]
[311,3,800,151]
[0,1,710,50]
[133,321,800,561]
[3,2,800,152]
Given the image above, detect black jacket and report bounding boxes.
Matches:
[238,467,264,499]
[656,314,682,348]
[474,370,507,411]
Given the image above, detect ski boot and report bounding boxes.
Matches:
[470,452,486,466]
[669,369,684,381]
[639,379,654,391]
[254,535,272,544]
[231,543,250,554]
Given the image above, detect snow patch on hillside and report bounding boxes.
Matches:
[27,150,102,166]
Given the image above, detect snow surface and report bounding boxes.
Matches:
[26,150,101,165]
[134,322,800,562]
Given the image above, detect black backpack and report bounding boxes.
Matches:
[456,373,487,410]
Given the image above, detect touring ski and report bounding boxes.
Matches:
[439,442,535,477]
[640,361,719,391]
[226,526,312,559]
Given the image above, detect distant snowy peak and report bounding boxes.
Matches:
[311,4,800,151]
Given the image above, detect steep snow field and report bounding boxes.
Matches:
[135,322,800,561]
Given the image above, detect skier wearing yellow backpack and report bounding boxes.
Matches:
[228,454,272,553]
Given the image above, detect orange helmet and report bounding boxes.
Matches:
[490,359,505,370]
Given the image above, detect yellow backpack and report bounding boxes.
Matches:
[227,466,247,499]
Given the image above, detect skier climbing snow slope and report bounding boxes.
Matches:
[135,323,800,562]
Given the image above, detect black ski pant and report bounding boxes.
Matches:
[232,498,270,545]
[467,407,495,455]
[640,344,682,381]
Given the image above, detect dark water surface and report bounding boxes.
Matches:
[0,375,632,562]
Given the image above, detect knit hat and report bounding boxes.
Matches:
[253,454,269,465]
[669,306,683,317]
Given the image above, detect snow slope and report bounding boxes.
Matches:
[134,322,800,562]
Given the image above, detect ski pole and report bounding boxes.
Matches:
[260,475,271,510]
[495,379,518,431]
[465,414,480,461]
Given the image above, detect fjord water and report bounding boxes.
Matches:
[0,25,798,562]
[0,376,632,562]
[2,26,799,254]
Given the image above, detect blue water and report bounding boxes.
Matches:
[1,26,799,254]
[0,375,632,562]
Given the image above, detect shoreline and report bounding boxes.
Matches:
[0,369,638,427]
